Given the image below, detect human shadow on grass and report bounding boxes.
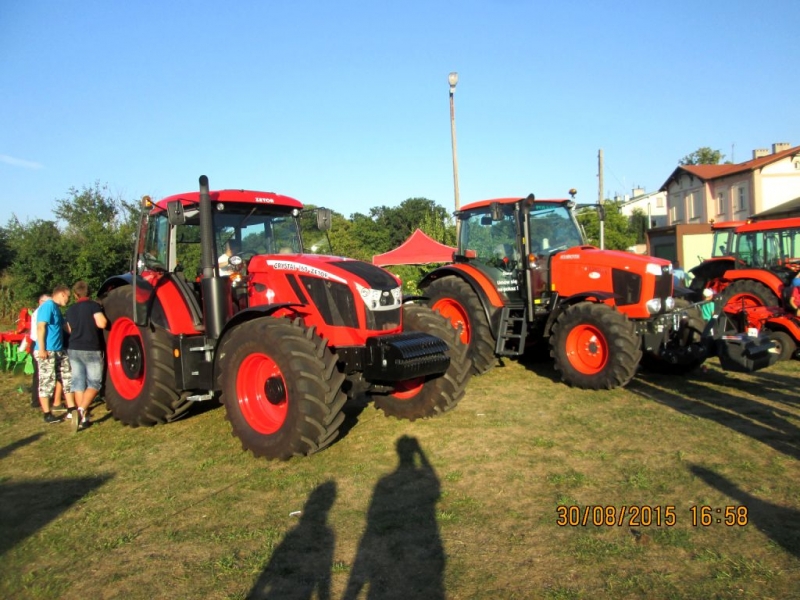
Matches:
[630,374,800,460]
[690,464,800,557]
[0,433,43,460]
[343,435,445,600]
[247,480,337,600]
[0,475,113,557]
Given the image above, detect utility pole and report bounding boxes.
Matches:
[598,148,605,250]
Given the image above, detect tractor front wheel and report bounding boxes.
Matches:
[103,286,189,426]
[426,277,495,375]
[373,304,471,420]
[217,318,347,460]
[551,302,641,389]
[766,330,796,361]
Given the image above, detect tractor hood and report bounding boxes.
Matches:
[248,254,401,291]
[550,246,674,319]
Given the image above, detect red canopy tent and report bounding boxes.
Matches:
[372,229,456,266]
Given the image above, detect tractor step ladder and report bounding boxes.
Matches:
[495,305,527,356]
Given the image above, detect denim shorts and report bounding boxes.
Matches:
[67,349,104,392]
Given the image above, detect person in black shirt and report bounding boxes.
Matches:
[65,281,108,430]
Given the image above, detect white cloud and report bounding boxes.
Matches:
[0,154,43,169]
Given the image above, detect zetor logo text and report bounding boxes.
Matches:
[255,197,275,203]
[266,260,347,284]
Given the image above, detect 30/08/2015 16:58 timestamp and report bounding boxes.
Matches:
[556,505,749,527]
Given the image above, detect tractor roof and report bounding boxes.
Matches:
[712,220,747,230]
[460,197,569,212]
[153,189,304,211]
[736,216,800,233]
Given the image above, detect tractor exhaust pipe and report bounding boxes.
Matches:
[198,175,229,340]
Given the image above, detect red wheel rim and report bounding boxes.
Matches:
[236,353,288,434]
[724,293,765,313]
[432,298,470,344]
[107,317,145,400]
[391,377,425,400]
[565,324,608,374]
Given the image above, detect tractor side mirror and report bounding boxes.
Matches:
[316,208,332,231]
[167,200,186,226]
[490,202,503,222]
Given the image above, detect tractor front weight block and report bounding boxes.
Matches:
[363,331,450,383]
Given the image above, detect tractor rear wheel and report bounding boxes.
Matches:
[217,317,347,460]
[426,277,495,375]
[103,286,190,426]
[721,280,779,315]
[551,302,641,389]
[373,304,471,420]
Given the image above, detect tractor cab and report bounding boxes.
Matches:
[456,196,583,305]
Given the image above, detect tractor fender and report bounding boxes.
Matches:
[722,269,785,297]
[542,290,616,337]
[419,265,502,336]
[97,273,148,299]
[212,303,305,386]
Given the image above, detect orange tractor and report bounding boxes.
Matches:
[686,217,800,313]
[98,176,470,460]
[420,194,773,388]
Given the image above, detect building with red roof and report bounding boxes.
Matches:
[660,143,800,226]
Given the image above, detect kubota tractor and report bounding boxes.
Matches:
[98,176,470,460]
[419,194,712,389]
[686,217,800,315]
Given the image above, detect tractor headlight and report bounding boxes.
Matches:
[646,298,662,314]
[646,263,665,276]
[664,296,675,311]
[355,283,402,311]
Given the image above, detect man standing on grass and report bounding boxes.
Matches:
[35,285,72,424]
[65,280,107,431]
[28,293,50,408]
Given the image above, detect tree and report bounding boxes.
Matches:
[576,200,637,251]
[679,147,725,166]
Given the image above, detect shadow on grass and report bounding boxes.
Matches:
[248,481,337,600]
[246,436,445,600]
[690,464,800,557]
[0,433,43,460]
[0,475,113,557]
[629,372,800,460]
[343,435,445,600]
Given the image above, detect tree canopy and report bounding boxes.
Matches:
[679,147,725,166]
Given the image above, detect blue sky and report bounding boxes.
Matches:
[2,0,799,226]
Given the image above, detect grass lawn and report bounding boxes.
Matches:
[1,356,799,599]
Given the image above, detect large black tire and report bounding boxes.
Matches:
[639,299,707,375]
[217,318,347,460]
[372,304,472,420]
[720,280,779,315]
[425,277,496,376]
[103,286,190,426]
[766,330,796,362]
[550,302,641,389]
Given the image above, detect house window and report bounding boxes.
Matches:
[688,193,703,222]
[656,195,664,208]
[670,196,685,223]
[717,191,726,217]
[737,186,748,213]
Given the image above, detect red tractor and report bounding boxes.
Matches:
[98,176,470,460]
[419,194,720,389]
[686,217,800,314]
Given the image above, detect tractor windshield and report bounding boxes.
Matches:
[170,204,302,277]
[733,226,800,270]
[526,204,583,255]
[711,228,737,258]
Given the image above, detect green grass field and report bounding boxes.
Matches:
[1,356,799,599]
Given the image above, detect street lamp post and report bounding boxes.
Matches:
[449,72,461,212]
